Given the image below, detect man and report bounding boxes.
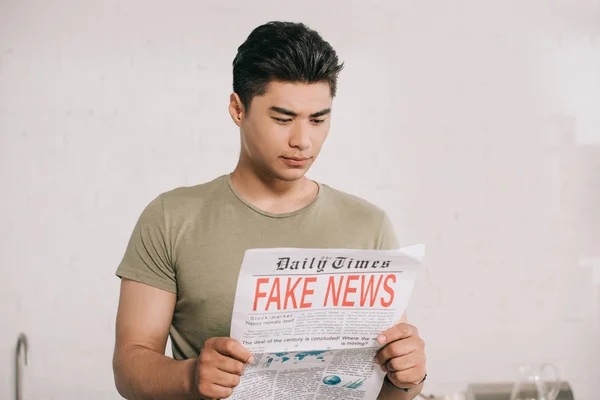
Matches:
[112,21,426,400]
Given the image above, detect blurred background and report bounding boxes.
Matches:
[1,0,599,399]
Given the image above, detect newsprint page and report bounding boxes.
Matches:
[229,245,424,400]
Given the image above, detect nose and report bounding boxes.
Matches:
[288,121,311,151]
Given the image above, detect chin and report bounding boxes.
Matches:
[273,168,308,182]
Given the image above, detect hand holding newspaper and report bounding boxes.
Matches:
[229,245,424,400]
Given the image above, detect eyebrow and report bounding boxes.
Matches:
[270,106,331,118]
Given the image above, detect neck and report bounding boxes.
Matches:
[230,162,319,214]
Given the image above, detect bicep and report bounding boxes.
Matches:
[115,278,176,354]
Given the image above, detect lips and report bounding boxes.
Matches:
[280,156,311,167]
[282,156,310,161]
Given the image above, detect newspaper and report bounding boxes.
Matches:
[229,245,424,400]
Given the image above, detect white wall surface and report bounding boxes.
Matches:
[1,0,599,399]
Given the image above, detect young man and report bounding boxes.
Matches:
[113,21,426,400]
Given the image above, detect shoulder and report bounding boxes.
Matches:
[156,174,229,211]
[320,183,388,223]
[319,183,398,249]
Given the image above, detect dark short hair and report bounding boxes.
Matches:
[232,21,344,111]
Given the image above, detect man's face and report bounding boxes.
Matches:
[231,81,333,182]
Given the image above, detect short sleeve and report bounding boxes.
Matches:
[115,195,177,293]
[376,212,400,250]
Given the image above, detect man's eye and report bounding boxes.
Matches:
[273,117,292,123]
[312,119,325,124]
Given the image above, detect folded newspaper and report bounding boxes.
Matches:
[229,245,424,400]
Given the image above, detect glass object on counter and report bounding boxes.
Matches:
[510,363,561,400]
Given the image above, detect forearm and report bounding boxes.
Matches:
[113,344,198,400]
[377,380,424,400]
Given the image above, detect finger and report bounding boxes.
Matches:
[196,381,234,399]
[383,352,426,373]
[388,366,427,387]
[215,354,247,376]
[375,336,423,365]
[377,323,417,345]
[209,338,253,364]
[198,345,245,376]
[211,368,242,388]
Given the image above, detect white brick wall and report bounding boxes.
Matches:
[1,1,599,399]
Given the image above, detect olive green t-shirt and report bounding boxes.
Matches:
[116,174,399,360]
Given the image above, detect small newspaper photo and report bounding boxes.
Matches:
[229,245,424,400]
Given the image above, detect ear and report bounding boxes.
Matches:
[229,92,244,127]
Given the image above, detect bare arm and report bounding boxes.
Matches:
[112,279,198,399]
